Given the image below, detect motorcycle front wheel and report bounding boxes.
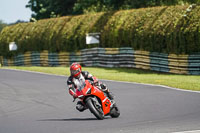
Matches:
[86,98,104,120]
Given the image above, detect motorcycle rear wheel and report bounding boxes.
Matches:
[110,104,120,118]
[86,98,104,120]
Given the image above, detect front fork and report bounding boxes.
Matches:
[87,97,103,114]
[90,97,102,108]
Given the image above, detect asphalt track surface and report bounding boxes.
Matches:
[0,69,200,133]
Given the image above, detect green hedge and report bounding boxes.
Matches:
[0,5,200,57]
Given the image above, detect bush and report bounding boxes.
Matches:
[0,5,200,57]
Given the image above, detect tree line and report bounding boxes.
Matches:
[26,0,200,20]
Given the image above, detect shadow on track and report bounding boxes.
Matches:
[38,118,98,121]
[38,116,112,121]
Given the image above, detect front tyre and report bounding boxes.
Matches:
[86,98,104,120]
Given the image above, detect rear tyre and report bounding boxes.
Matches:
[110,104,120,118]
[86,98,104,120]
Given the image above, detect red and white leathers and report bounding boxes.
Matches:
[67,71,113,112]
[67,71,108,97]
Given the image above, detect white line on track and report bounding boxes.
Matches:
[172,130,200,133]
[1,68,200,94]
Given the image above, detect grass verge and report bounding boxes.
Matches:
[1,66,200,91]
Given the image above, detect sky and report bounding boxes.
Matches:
[0,0,32,24]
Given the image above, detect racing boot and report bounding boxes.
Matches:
[100,84,114,100]
[76,101,87,112]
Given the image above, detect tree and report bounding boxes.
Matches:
[9,20,28,25]
[0,20,7,32]
[26,0,200,20]
[72,0,111,14]
[26,0,77,20]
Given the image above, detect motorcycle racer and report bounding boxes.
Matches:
[67,62,114,112]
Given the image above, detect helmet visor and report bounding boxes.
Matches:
[71,68,80,76]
